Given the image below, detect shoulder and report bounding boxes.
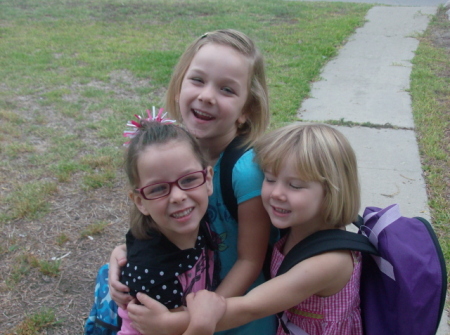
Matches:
[290,250,355,297]
[233,149,262,176]
[231,149,264,203]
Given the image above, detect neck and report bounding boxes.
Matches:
[165,227,200,250]
[198,132,238,166]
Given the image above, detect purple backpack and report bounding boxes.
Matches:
[276,204,447,335]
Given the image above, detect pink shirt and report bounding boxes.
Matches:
[271,236,363,335]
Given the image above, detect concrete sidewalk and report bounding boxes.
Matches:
[296,6,449,334]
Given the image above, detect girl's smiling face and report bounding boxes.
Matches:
[131,140,213,249]
[178,43,249,144]
[261,156,325,232]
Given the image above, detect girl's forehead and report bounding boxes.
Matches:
[141,140,193,157]
[137,141,202,178]
[191,44,250,69]
[265,155,314,180]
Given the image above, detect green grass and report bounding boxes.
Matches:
[1,181,58,221]
[410,6,450,281]
[6,309,59,335]
[80,220,111,238]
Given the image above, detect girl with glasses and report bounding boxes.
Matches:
[117,119,222,335]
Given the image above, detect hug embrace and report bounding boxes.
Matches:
[85,29,446,335]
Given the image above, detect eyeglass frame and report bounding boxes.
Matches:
[135,168,208,200]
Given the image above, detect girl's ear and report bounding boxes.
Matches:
[205,166,214,196]
[129,191,150,216]
[237,113,247,126]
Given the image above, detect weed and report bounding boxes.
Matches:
[38,259,61,277]
[83,169,116,189]
[324,118,400,129]
[3,181,58,220]
[3,141,36,158]
[56,233,70,246]
[81,220,110,238]
[6,308,59,335]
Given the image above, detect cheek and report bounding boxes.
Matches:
[261,183,271,205]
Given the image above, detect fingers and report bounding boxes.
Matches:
[108,245,131,308]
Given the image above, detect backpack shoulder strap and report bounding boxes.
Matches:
[220,136,248,222]
[276,229,379,277]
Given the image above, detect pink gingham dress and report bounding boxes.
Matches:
[271,235,363,335]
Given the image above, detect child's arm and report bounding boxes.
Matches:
[109,244,132,308]
[216,250,355,330]
[214,196,271,297]
[185,250,355,332]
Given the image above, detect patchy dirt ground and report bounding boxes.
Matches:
[0,69,156,333]
[0,7,449,335]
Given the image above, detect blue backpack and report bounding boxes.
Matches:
[276,204,447,335]
[84,264,121,335]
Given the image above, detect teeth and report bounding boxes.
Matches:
[172,208,193,218]
[193,109,213,120]
[274,207,290,214]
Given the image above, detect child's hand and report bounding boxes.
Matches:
[183,290,226,335]
[128,293,189,335]
[109,244,132,309]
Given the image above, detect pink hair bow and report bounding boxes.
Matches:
[123,107,176,146]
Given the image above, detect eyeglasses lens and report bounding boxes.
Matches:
[142,171,206,200]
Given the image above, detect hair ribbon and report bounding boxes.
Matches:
[123,106,176,146]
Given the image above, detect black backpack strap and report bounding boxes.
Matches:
[220,136,248,222]
[276,229,379,277]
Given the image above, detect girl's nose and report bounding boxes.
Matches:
[270,183,286,201]
[169,184,187,203]
[198,85,216,105]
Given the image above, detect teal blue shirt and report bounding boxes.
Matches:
[208,149,278,335]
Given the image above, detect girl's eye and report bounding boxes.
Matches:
[264,176,275,183]
[222,87,235,95]
[290,183,304,190]
[190,77,203,84]
[145,184,169,196]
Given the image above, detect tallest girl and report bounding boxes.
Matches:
[109,29,278,334]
